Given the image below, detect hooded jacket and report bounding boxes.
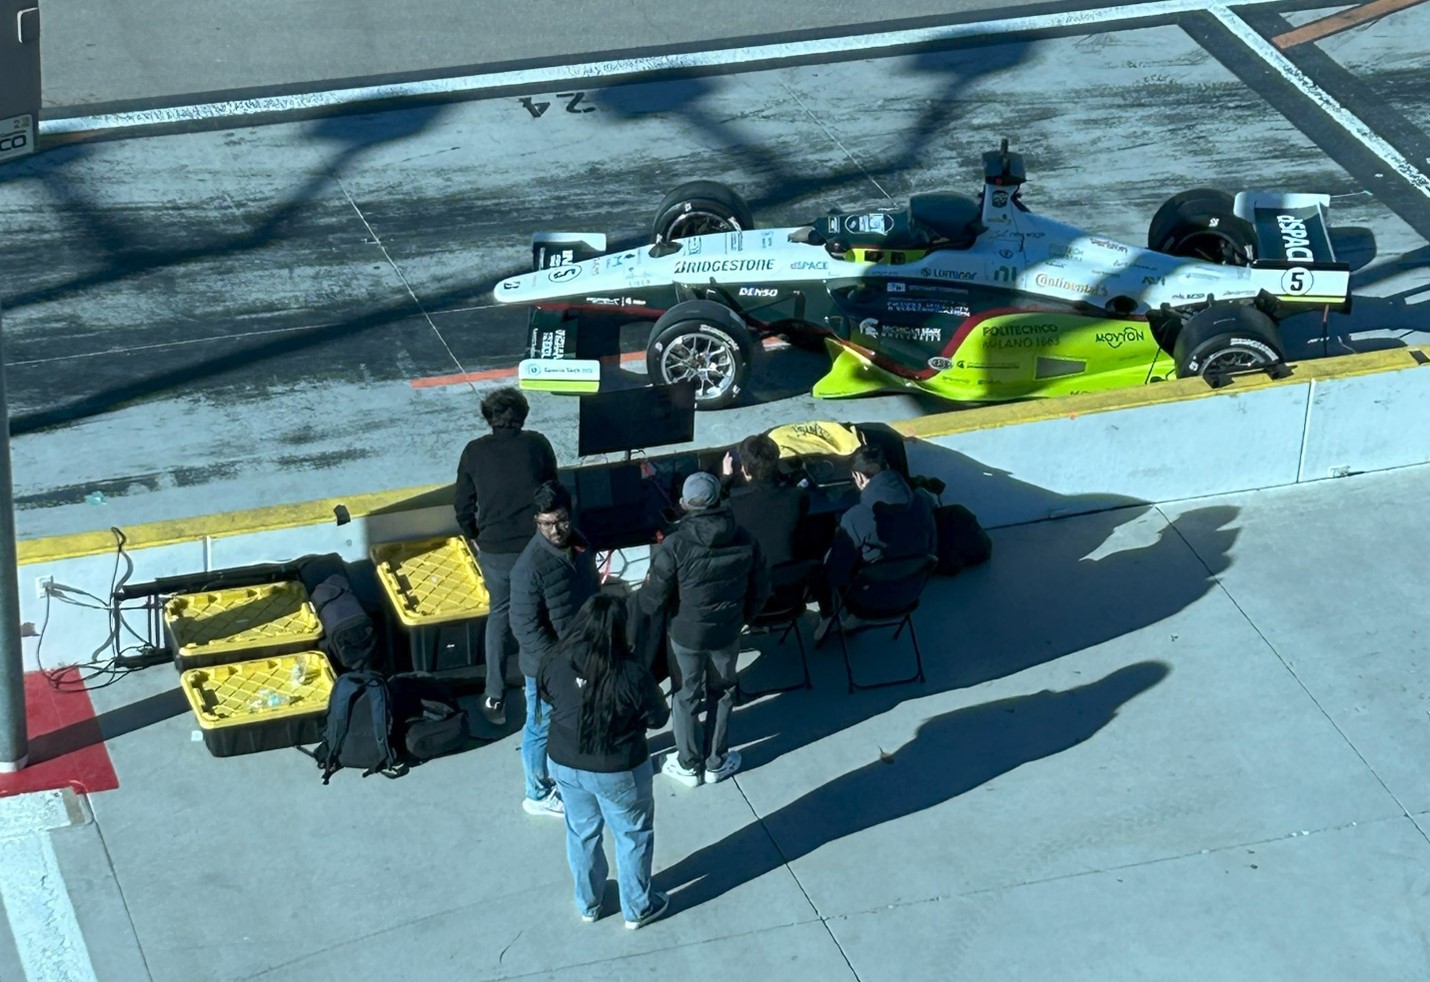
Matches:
[538,641,670,773]
[639,504,771,650]
[509,528,602,678]
[826,469,937,590]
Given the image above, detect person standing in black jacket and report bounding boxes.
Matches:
[538,594,672,929]
[510,481,602,819]
[454,387,558,725]
[639,471,770,788]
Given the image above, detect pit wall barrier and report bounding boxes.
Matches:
[16,345,1430,671]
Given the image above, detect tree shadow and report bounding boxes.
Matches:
[658,660,1169,912]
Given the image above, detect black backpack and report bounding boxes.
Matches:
[310,572,378,671]
[932,502,993,575]
[310,670,403,783]
[388,673,472,763]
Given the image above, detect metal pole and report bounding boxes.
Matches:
[0,307,27,772]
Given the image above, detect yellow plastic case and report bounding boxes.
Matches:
[165,581,323,669]
[181,652,335,757]
[371,536,491,628]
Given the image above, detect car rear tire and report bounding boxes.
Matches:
[652,181,755,243]
[1173,304,1284,378]
[1147,189,1256,266]
[647,300,756,410]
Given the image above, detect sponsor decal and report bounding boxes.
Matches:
[547,265,581,282]
[878,325,943,342]
[1049,245,1084,260]
[887,281,906,292]
[992,190,1009,207]
[985,321,1059,337]
[1141,275,1165,286]
[1034,272,1107,296]
[606,251,638,269]
[998,248,1014,259]
[760,231,775,247]
[686,237,703,254]
[738,286,779,298]
[1276,214,1316,261]
[866,250,884,263]
[983,321,1060,350]
[1089,237,1129,253]
[673,258,776,274]
[727,231,744,251]
[1281,266,1314,295]
[920,267,977,281]
[928,357,953,371]
[994,265,1018,283]
[791,259,829,271]
[584,296,648,307]
[1172,292,1207,301]
[500,279,522,291]
[844,213,894,234]
[887,299,968,316]
[1094,327,1146,349]
[533,328,568,359]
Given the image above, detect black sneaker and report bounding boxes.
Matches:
[481,696,506,726]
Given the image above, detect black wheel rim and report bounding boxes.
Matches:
[666,210,740,240]
[1200,346,1270,375]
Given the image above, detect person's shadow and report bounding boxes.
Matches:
[657,660,1168,912]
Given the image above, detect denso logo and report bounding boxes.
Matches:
[738,287,778,298]
[1276,214,1316,261]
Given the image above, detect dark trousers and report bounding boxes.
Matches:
[476,548,521,701]
[669,637,739,773]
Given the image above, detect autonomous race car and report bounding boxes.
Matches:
[492,140,1352,410]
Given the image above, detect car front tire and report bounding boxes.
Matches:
[652,181,755,243]
[647,300,755,410]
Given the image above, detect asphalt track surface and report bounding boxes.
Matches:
[2,0,1429,539]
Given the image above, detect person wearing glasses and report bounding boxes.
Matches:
[510,480,602,817]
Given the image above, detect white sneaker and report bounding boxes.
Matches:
[522,793,565,818]
[661,753,702,788]
[624,891,671,930]
[703,750,742,784]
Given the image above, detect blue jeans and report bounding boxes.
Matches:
[548,758,657,923]
[521,676,555,802]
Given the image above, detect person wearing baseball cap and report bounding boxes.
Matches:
[638,469,771,787]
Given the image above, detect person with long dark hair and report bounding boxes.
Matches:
[538,593,672,929]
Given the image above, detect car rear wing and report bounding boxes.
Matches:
[1235,191,1351,311]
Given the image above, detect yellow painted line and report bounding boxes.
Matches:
[18,344,1430,566]
[1271,0,1428,49]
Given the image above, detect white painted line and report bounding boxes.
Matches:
[1208,5,1430,201]
[0,791,98,982]
[40,0,1290,137]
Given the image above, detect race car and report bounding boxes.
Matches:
[492,139,1352,410]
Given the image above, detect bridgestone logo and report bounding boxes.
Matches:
[1276,214,1315,261]
[673,259,775,274]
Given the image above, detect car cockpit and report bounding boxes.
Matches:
[788,192,987,260]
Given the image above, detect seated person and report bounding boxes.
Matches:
[720,433,817,569]
[813,443,937,643]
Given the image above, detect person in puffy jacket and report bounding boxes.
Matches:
[538,594,672,929]
[814,443,937,643]
[510,480,602,819]
[639,471,771,788]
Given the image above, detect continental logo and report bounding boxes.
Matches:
[1035,273,1108,296]
[673,259,775,274]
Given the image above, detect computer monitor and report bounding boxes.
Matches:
[577,383,697,457]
